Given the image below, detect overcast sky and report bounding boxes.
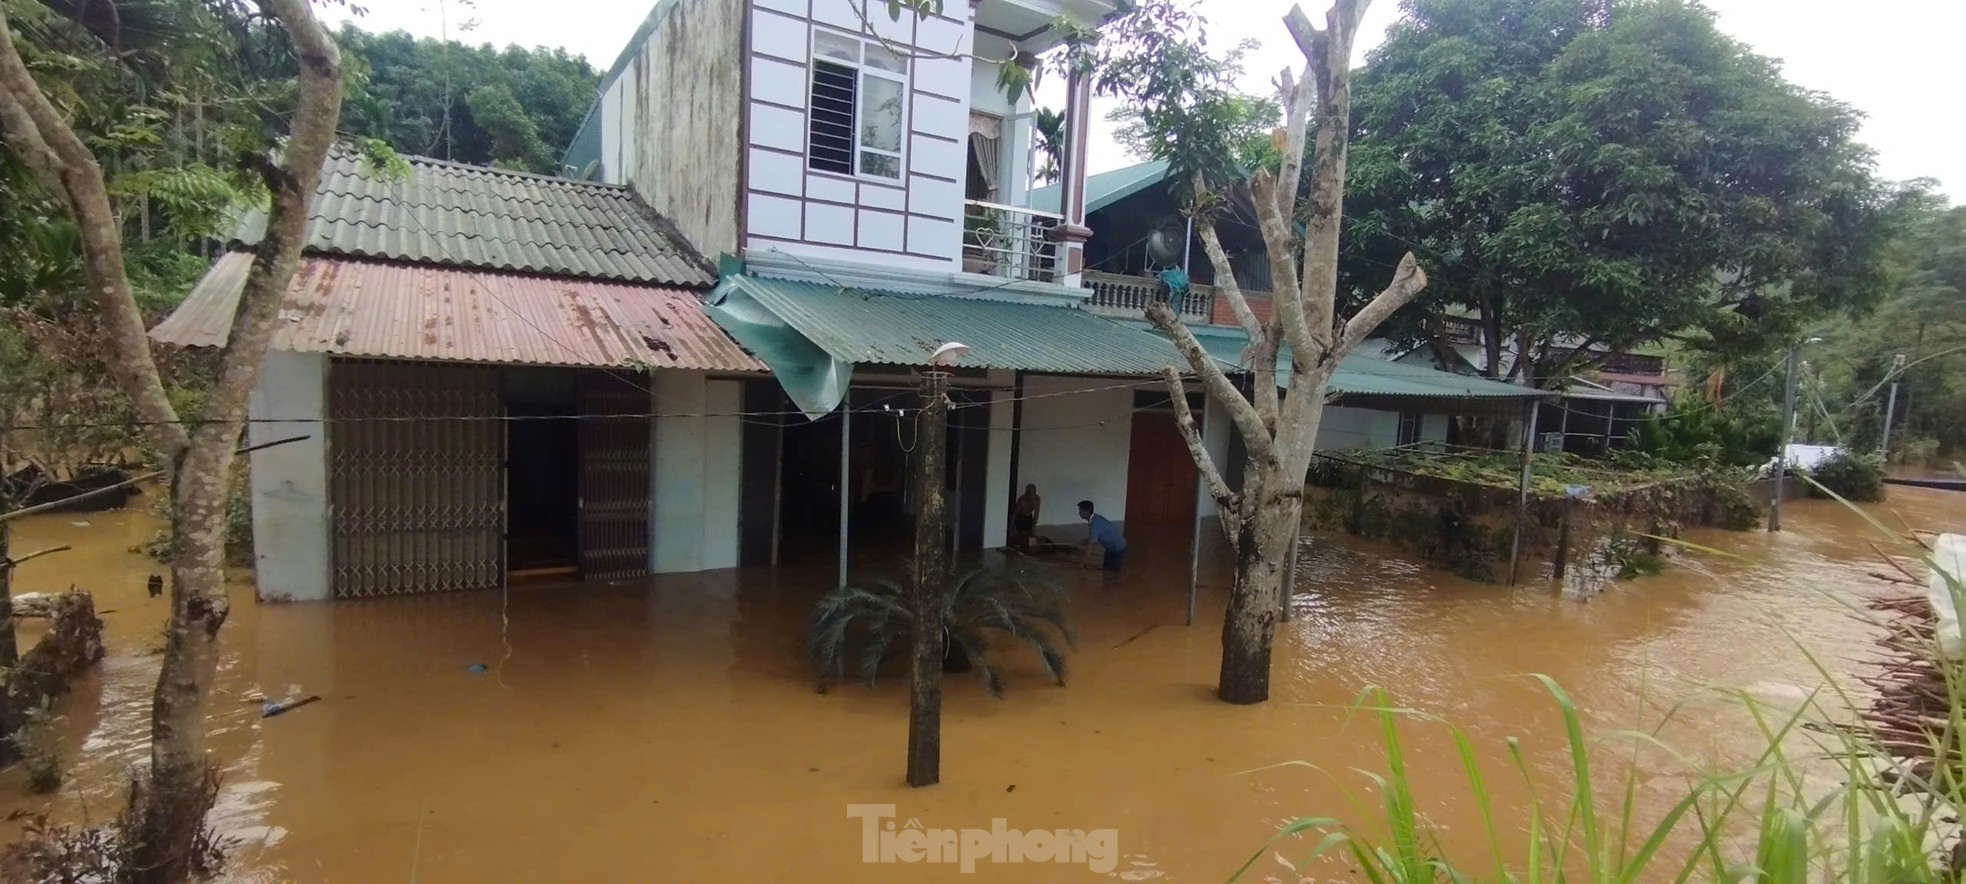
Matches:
[321,0,1964,200]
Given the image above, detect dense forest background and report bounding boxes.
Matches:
[0,0,1957,480]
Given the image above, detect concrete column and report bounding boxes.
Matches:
[651,372,742,573]
[1051,67,1095,287]
[247,351,331,602]
[982,369,1014,548]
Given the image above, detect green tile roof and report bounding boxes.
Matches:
[709,273,1205,375]
[232,152,713,286]
[1027,159,1170,215]
[1193,330,1548,400]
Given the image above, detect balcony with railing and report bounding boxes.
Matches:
[1081,270,1219,322]
[962,200,1062,282]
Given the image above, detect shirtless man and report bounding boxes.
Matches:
[1012,484,1041,551]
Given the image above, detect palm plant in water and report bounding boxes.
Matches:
[808,563,1074,698]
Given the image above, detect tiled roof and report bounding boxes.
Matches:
[231,152,714,286]
[151,252,762,372]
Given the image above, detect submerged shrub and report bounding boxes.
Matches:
[1807,450,1885,502]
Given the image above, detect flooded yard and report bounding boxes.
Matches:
[1,489,1961,881]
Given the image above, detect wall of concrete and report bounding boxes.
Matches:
[1422,413,1451,444]
[596,0,746,257]
[1015,375,1132,534]
[651,373,744,573]
[743,0,972,268]
[1197,390,1232,518]
[247,351,331,601]
[1317,406,1400,452]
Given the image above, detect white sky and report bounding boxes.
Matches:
[321,0,1964,199]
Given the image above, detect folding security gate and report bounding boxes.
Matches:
[576,372,652,580]
[328,360,504,597]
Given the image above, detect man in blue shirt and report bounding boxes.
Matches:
[1078,500,1127,572]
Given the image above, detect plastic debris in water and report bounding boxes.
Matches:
[466,663,489,674]
[261,695,321,718]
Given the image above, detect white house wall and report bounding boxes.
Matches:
[591,0,746,257]
[744,0,971,269]
[247,351,331,602]
[651,372,743,573]
[1317,406,1400,451]
[1015,375,1132,533]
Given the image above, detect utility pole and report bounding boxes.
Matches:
[1769,347,1799,532]
[907,344,964,788]
[1880,353,1906,460]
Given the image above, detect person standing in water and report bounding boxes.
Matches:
[1078,500,1126,572]
[1013,484,1041,550]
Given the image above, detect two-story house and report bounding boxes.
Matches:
[557,0,1272,579]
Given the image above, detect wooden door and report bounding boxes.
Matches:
[1125,412,1198,526]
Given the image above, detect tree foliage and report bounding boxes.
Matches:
[335,25,599,173]
[1805,198,1966,463]
[1344,0,1904,385]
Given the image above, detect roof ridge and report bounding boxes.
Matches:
[392,153,636,192]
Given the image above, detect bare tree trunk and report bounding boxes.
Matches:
[0,4,340,879]
[1145,0,1427,705]
[1217,466,1303,703]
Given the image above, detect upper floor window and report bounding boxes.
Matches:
[809,30,906,180]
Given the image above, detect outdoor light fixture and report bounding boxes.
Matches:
[928,342,970,366]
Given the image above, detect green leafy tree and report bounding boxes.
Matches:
[335,25,598,172]
[1809,198,1966,462]
[1344,0,1901,386]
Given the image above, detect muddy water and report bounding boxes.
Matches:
[0,490,1960,882]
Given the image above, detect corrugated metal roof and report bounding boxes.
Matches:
[709,274,1206,375]
[151,252,763,372]
[1028,159,1171,215]
[1194,330,1547,400]
[231,152,713,286]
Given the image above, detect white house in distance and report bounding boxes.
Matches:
[155,0,1549,602]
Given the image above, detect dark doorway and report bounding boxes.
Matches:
[505,370,579,577]
[775,385,989,566]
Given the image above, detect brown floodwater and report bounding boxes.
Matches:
[0,489,1961,882]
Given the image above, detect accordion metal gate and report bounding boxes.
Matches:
[577,372,652,580]
[328,360,505,597]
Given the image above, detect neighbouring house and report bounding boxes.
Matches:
[156,0,1561,602]
[1030,160,1556,454]
[153,153,764,599]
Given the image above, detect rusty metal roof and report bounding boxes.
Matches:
[230,152,714,286]
[151,252,764,372]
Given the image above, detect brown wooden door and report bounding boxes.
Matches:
[577,372,652,580]
[1125,412,1198,526]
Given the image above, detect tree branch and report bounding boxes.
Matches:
[1193,202,1263,342]
[181,0,342,469]
[1339,252,1429,356]
[0,9,189,457]
[1249,171,1326,362]
[1146,301,1278,465]
[1160,367,1236,513]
